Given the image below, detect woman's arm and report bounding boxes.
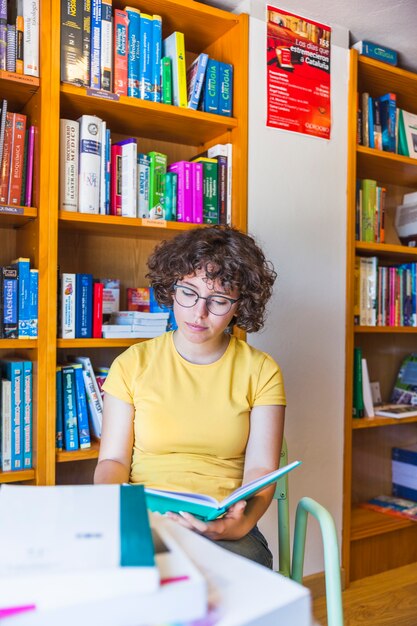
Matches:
[94,392,135,484]
[169,404,285,540]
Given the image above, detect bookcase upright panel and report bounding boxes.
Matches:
[344,50,417,582]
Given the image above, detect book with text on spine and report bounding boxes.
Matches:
[374,404,417,418]
[163,31,187,108]
[145,460,301,521]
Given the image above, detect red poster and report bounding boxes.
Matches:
[266,6,331,139]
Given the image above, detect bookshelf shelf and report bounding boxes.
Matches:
[56,440,100,463]
[352,415,417,429]
[355,326,417,333]
[0,72,40,110]
[0,206,37,228]
[355,241,417,260]
[350,505,416,541]
[356,146,417,186]
[0,339,38,348]
[60,84,237,146]
[0,469,36,484]
[58,211,205,239]
[357,56,417,112]
[57,338,147,348]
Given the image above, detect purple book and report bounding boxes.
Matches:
[191,161,203,224]
[24,126,35,207]
[168,161,192,223]
[0,0,6,71]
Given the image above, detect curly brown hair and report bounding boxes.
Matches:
[146,226,277,333]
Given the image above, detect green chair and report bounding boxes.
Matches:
[274,441,344,626]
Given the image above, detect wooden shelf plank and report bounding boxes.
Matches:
[356,146,417,187]
[0,72,40,110]
[56,440,100,463]
[0,205,37,227]
[356,241,417,260]
[352,415,417,429]
[357,56,417,113]
[58,211,205,238]
[57,338,147,348]
[354,326,417,333]
[60,84,237,146]
[351,505,416,541]
[0,339,38,348]
[0,469,36,484]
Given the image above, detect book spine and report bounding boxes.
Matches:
[187,53,208,110]
[89,0,101,89]
[110,143,122,215]
[22,0,39,77]
[100,0,112,92]
[378,93,397,153]
[8,112,27,205]
[163,31,187,108]
[77,114,102,213]
[352,346,364,417]
[161,56,172,105]
[116,138,137,217]
[137,152,150,218]
[16,14,24,74]
[82,0,91,85]
[207,143,232,225]
[0,112,13,203]
[168,161,192,222]
[61,365,79,451]
[197,160,218,223]
[92,281,103,338]
[113,9,128,96]
[11,257,30,338]
[203,59,219,113]
[218,61,233,116]
[60,273,76,339]
[60,0,84,85]
[2,360,23,470]
[0,0,6,71]
[1,266,18,338]
[139,13,153,101]
[163,171,176,221]
[56,366,63,450]
[99,119,106,214]
[353,41,398,66]
[24,125,35,206]
[81,367,102,438]
[73,364,91,448]
[59,119,79,212]
[126,7,140,98]
[190,161,203,224]
[75,273,93,338]
[151,14,162,103]
[215,155,227,224]
[0,99,6,166]
[148,151,167,218]
[29,268,38,338]
[1,378,12,471]
[22,360,32,468]
[6,24,16,72]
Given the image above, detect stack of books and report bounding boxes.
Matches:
[102,311,170,339]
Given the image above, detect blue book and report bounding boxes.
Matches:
[1,266,18,338]
[56,366,63,451]
[186,52,208,110]
[1,359,23,471]
[202,58,219,114]
[90,0,101,89]
[378,93,396,153]
[151,14,162,102]
[61,365,79,451]
[72,363,91,448]
[11,257,30,338]
[368,96,374,149]
[218,61,233,117]
[139,12,153,101]
[29,268,38,338]
[352,41,398,66]
[22,360,32,468]
[126,7,140,98]
[75,273,93,338]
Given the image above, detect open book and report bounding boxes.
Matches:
[145,460,301,521]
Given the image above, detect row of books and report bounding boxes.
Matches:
[355,178,386,243]
[0,358,32,471]
[59,116,232,224]
[56,356,107,451]
[60,2,233,115]
[0,0,39,76]
[102,310,170,339]
[358,91,417,159]
[1,257,38,339]
[355,256,417,327]
[0,101,37,208]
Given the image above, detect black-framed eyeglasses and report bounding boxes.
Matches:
[173,284,240,316]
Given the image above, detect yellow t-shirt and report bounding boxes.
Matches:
[102,332,286,502]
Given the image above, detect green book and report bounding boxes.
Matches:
[353,346,365,418]
[397,109,409,157]
[192,157,218,224]
[161,56,172,105]
[145,461,301,521]
[163,171,177,221]
[148,151,167,218]
[361,179,377,242]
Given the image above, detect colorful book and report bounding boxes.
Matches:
[6,24,16,72]
[0,266,18,339]
[146,461,301,521]
[139,12,153,100]
[28,268,38,338]
[352,346,364,418]
[163,171,177,221]
[82,0,91,85]
[1,378,12,471]
[0,98,7,167]
[207,143,232,225]
[161,56,172,104]
[92,281,104,338]
[22,0,39,77]
[218,61,233,116]
[99,119,107,214]
[110,143,122,215]
[56,366,63,450]
[90,0,102,89]
[114,137,137,217]
[61,365,79,451]
[352,41,398,66]
[1,360,23,470]
[72,362,91,448]
[60,272,76,339]
[190,161,203,224]
[0,0,6,71]
[11,257,30,338]
[148,151,167,218]
[60,0,85,85]
[15,14,23,74]
[150,14,162,102]
[203,58,219,114]
[22,360,32,468]
[100,0,112,92]
[378,92,396,153]
[77,114,102,213]
[113,9,128,96]
[191,157,218,224]
[8,112,27,205]
[168,160,192,223]
[0,112,13,203]
[398,109,417,160]
[126,6,140,98]
[24,125,36,207]
[71,355,103,438]
[163,31,187,108]
[186,52,208,110]
[75,273,93,338]
[137,152,150,218]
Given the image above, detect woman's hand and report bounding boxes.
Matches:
[165,500,250,541]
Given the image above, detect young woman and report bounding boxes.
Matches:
[94,226,286,568]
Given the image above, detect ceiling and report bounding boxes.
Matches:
[200,0,417,74]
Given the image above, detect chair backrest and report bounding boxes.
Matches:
[274,439,291,577]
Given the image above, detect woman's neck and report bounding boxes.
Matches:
[172,331,231,364]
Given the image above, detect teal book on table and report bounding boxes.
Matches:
[145,460,301,521]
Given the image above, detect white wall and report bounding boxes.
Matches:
[245,3,349,575]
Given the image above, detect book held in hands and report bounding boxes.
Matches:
[145,460,301,521]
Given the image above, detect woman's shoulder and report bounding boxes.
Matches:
[231,336,279,367]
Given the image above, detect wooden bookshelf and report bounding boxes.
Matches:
[0,72,40,110]
[0,469,36,484]
[0,206,37,227]
[56,440,100,463]
[344,50,417,582]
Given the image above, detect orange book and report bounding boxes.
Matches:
[8,113,27,205]
[0,112,13,203]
